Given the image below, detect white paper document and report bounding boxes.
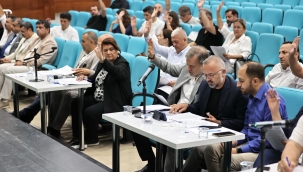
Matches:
[38,65,75,76]
[210,46,230,64]
[165,112,206,122]
[265,127,287,152]
[154,93,169,106]
[188,31,198,42]
[158,85,173,94]
[159,76,177,85]
[55,78,90,85]
[136,105,171,112]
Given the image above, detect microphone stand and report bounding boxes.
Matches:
[24,48,56,82]
[259,125,271,172]
[143,80,146,114]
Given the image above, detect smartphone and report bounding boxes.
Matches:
[212,131,235,137]
[255,166,270,172]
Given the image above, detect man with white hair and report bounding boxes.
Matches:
[166,56,248,172]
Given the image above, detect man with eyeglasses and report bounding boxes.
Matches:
[164,56,248,172]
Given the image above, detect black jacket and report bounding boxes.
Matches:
[187,76,248,132]
[85,55,132,113]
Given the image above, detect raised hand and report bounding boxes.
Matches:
[163,11,169,22]
[151,7,159,19]
[131,16,137,27]
[265,89,280,114]
[148,38,155,58]
[290,36,300,56]
[112,19,118,24]
[94,44,105,62]
[117,10,125,21]
[197,0,205,9]
[144,19,152,37]
[217,2,224,12]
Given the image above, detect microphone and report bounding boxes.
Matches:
[137,64,155,86]
[249,120,295,129]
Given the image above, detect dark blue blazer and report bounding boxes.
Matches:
[187,76,248,132]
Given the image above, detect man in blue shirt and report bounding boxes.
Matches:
[183,62,288,172]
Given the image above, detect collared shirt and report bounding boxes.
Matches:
[4,33,18,56]
[290,116,303,147]
[50,25,79,42]
[139,18,165,37]
[223,22,233,30]
[146,35,190,65]
[219,25,252,65]
[178,76,199,104]
[237,83,288,153]
[265,63,303,89]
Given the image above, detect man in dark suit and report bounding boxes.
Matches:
[165,56,248,172]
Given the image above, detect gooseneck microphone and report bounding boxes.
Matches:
[249,120,295,129]
[137,64,155,86]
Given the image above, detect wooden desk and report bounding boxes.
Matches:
[0,109,111,171]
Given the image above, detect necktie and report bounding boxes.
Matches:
[0,34,17,58]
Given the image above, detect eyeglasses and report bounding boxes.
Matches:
[203,69,223,79]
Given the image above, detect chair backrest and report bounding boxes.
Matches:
[99,31,114,37]
[135,11,144,20]
[106,8,113,16]
[50,22,60,28]
[250,0,265,3]
[191,25,202,32]
[120,51,135,73]
[226,2,241,6]
[262,8,283,27]
[142,1,155,10]
[282,10,303,30]
[211,5,227,19]
[57,41,83,68]
[68,10,79,26]
[210,1,221,6]
[245,30,259,53]
[171,2,181,12]
[265,0,282,5]
[30,19,38,33]
[276,87,303,119]
[130,1,143,11]
[241,2,257,7]
[180,23,191,36]
[273,4,291,12]
[251,22,273,34]
[253,33,284,65]
[242,7,261,23]
[106,15,113,31]
[257,3,273,11]
[294,6,303,10]
[226,6,243,18]
[274,26,299,42]
[113,33,130,52]
[73,26,85,42]
[235,0,248,3]
[282,0,300,8]
[127,9,135,17]
[131,56,159,106]
[246,21,252,30]
[75,11,91,28]
[84,28,99,37]
[52,37,66,67]
[127,37,147,56]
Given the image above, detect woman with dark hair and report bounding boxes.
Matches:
[163,11,180,31]
[157,29,173,47]
[109,8,132,35]
[69,37,132,148]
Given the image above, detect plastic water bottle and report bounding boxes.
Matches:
[27,67,34,81]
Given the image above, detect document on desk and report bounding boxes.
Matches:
[56,78,90,85]
[210,46,230,64]
[158,85,173,94]
[136,105,171,112]
[38,65,75,76]
[265,127,287,152]
[166,112,206,122]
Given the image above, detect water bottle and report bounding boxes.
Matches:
[27,67,34,81]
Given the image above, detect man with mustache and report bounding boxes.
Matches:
[224,8,238,30]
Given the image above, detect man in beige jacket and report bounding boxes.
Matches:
[0,20,57,107]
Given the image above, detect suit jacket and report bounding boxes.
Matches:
[85,55,132,113]
[151,56,203,105]
[5,33,39,62]
[26,34,58,67]
[187,76,248,132]
[8,33,23,55]
[75,50,99,76]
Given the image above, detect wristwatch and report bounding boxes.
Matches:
[237,147,243,153]
[148,54,155,60]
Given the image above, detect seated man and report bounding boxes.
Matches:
[178,5,200,26]
[183,62,288,172]
[266,41,303,89]
[167,56,248,172]
[0,20,57,108]
[190,1,223,55]
[131,6,164,37]
[224,8,238,30]
[0,17,23,58]
[132,45,209,172]
[85,0,107,31]
[50,12,79,42]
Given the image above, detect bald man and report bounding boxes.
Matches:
[15,33,113,138]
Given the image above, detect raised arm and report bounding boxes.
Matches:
[198,0,217,35]
[117,11,126,34]
[98,0,106,18]
[0,4,4,18]
[289,37,303,78]
[163,11,172,31]
[131,16,143,36]
[109,19,117,32]
[165,0,170,12]
[216,2,224,30]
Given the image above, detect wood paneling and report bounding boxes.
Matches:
[0,0,111,19]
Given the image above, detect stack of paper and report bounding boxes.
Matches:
[136,105,171,112]
[38,65,75,76]
[56,78,90,85]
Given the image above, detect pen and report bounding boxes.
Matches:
[286,157,290,167]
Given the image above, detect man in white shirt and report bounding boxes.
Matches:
[0,4,13,47]
[179,5,200,26]
[266,41,303,89]
[131,6,165,37]
[224,8,238,30]
[50,12,79,42]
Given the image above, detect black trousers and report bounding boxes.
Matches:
[71,95,104,142]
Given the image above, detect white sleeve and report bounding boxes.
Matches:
[0,14,6,29]
[239,36,252,59]
[218,25,232,39]
[290,116,303,147]
[139,21,146,33]
[145,35,170,58]
[265,64,279,85]
[71,29,80,42]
